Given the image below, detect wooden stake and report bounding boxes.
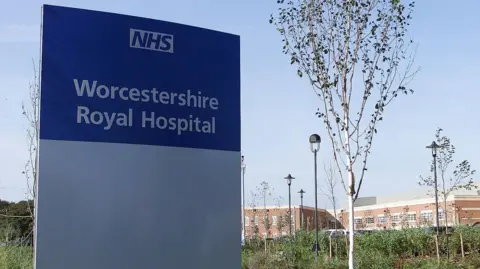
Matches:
[460,232,465,259]
[329,235,332,260]
[345,235,348,259]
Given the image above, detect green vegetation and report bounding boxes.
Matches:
[242,227,480,269]
[0,200,33,242]
[2,199,480,269]
[0,199,34,268]
[0,247,33,269]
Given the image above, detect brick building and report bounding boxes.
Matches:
[243,205,341,239]
[337,190,480,230]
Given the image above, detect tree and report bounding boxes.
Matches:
[257,181,273,252]
[0,62,38,249]
[276,210,287,236]
[21,61,40,222]
[248,190,260,241]
[0,200,33,243]
[270,1,418,266]
[322,164,338,231]
[399,205,410,229]
[419,128,477,230]
[321,164,341,258]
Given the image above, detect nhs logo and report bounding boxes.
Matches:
[129,28,174,53]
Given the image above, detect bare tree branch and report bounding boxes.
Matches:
[20,59,40,222]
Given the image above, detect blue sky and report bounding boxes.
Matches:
[1,1,480,209]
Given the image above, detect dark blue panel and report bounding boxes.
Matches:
[40,5,240,152]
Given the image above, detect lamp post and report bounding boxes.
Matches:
[298,189,306,230]
[309,134,321,262]
[241,155,246,241]
[426,141,442,236]
[284,174,294,236]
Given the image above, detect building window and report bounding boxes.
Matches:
[245,216,250,226]
[254,216,259,226]
[329,220,336,229]
[438,210,445,220]
[378,215,386,224]
[365,216,375,224]
[421,211,432,222]
[354,217,363,226]
[391,214,400,223]
[272,216,277,226]
[408,213,416,222]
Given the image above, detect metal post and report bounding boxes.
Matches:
[301,194,304,230]
[433,151,440,236]
[314,150,319,261]
[242,156,246,242]
[288,183,292,236]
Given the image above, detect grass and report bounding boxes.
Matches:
[0,246,33,269]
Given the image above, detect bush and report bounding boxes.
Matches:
[242,226,480,268]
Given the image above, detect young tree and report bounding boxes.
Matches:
[248,190,260,241]
[419,128,477,231]
[270,1,418,266]
[322,165,339,259]
[0,61,40,249]
[257,181,273,251]
[399,206,410,229]
[21,61,40,222]
[272,196,286,236]
[322,164,338,232]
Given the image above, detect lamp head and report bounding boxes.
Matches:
[309,134,321,153]
[298,189,306,198]
[284,174,294,185]
[426,141,443,157]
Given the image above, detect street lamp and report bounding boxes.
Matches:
[426,141,442,236]
[309,133,321,261]
[284,173,295,236]
[298,189,306,230]
[241,155,246,241]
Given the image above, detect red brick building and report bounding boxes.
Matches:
[243,205,341,239]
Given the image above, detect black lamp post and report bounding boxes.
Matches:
[298,189,306,230]
[309,134,321,262]
[284,174,294,236]
[426,141,442,235]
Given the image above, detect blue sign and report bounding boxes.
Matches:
[40,5,240,152]
[36,5,241,269]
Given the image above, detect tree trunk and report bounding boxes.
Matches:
[444,198,449,259]
[348,191,355,268]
